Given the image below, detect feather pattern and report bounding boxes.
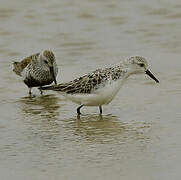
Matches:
[12,50,58,94]
[41,65,126,94]
[40,56,159,113]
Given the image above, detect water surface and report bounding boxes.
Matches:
[0,0,181,179]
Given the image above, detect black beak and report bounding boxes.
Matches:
[145,69,159,83]
[50,66,57,84]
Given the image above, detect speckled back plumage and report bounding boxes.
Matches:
[13,53,39,76]
[43,65,126,94]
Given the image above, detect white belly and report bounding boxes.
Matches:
[64,79,124,106]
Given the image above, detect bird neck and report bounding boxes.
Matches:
[108,65,128,81]
[113,64,137,81]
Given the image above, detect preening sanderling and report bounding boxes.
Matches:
[13,50,58,95]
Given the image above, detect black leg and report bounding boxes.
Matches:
[29,88,32,95]
[99,106,102,114]
[77,105,84,115]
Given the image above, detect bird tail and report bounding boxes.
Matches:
[12,61,22,76]
[39,85,60,91]
[39,84,70,92]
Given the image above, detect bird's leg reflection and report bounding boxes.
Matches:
[77,114,81,120]
[39,86,43,95]
[76,113,103,121]
[18,94,60,118]
[99,113,103,120]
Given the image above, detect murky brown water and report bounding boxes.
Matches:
[0,0,181,179]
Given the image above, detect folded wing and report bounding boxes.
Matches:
[40,69,108,94]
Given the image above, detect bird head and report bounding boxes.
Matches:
[123,56,159,83]
[39,50,57,84]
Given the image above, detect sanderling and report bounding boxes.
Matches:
[13,50,58,95]
[40,56,159,114]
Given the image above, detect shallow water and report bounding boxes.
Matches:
[0,0,181,179]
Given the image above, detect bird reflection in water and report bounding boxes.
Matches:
[19,94,61,120]
[63,114,152,144]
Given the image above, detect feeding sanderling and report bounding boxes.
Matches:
[13,50,58,95]
[40,56,159,114]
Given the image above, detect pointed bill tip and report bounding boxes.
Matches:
[145,69,159,83]
[49,66,57,84]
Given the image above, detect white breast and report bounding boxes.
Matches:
[64,79,125,106]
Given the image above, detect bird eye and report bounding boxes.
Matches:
[44,60,48,64]
[139,63,144,67]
